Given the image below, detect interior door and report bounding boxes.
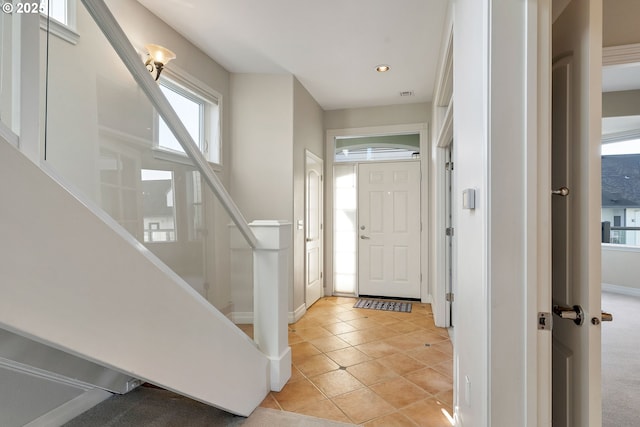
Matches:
[551,1,602,425]
[305,151,323,307]
[358,161,420,299]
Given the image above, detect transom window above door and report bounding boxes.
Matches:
[334,133,420,162]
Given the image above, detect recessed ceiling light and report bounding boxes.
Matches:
[376,64,390,72]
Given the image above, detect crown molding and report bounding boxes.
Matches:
[603,43,640,67]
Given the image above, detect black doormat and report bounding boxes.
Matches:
[353,298,412,313]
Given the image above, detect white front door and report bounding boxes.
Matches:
[358,161,420,299]
[551,1,602,425]
[305,151,323,307]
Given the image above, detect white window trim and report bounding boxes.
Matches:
[39,0,79,45]
[152,64,223,169]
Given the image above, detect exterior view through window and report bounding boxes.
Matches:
[157,79,220,164]
[601,116,640,246]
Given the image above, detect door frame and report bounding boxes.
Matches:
[430,25,454,328]
[325,123,429,302]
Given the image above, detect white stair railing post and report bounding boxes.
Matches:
[250,220,292,392]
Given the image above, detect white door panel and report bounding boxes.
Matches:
[358,161,420,299]
[305,152,323,307]
[551,1,602,425]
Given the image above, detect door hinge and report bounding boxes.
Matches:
[538,312,552,330]
[446,292,454,302]
[445,227,454,236]
[446,161,454,171]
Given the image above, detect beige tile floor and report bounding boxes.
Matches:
[254,296,454,426]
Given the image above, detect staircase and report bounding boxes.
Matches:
[0,138,270,419]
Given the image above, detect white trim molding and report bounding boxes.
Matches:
[24,388,112,427]
[603,43,640,67]
[602,283,640,298]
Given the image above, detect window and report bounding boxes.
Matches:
[141,169,177,243]
[335,134,420,163]
[40,0,67,25]
[39,0,79,44]
[156,78,221,165]
[601,116,640,246]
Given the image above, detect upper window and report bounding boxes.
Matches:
[156,78,221,165]
[40,0,68,25]
[39,0,79,44]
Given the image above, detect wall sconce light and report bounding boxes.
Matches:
[144,43,176,81]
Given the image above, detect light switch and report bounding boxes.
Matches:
[462,189,476,210]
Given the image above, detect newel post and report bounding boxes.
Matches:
[250,220,292,391]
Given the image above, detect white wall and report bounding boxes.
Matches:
[453,0,534,425]
[602,245,640,292]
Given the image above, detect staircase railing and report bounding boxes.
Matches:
[1,0,291,406]
[80,0,258,249]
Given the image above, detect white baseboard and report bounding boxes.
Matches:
[289,304,306,324]
[231,312,254,324]
[231,303,307,326]
[602,283,640,298]
[24,388,112,427]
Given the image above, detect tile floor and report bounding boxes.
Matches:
[254,296,454,426]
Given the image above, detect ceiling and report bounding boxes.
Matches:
[136,0,449,111]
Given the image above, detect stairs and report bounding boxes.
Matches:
[0,138,270,418]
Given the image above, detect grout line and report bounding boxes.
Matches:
[271,296,454,425]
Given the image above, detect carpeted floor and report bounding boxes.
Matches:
[62,386,356,427]
[601,291,640,427]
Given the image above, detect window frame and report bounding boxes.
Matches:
[39,0,79,45]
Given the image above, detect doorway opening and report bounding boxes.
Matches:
[326,125,427,301]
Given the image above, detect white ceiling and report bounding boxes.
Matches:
[136,0,449,111]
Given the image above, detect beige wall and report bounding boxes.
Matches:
[230,74,324,316]
[604,0,640,47]
[324,103,430,130]
[293,78,324,311]
[602,90,640,117]
[602,245,640,291]
[229,74,294,221]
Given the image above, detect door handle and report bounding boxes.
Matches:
[552,304,584,326]
[551,187,570,196]
[360,235,370,240]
